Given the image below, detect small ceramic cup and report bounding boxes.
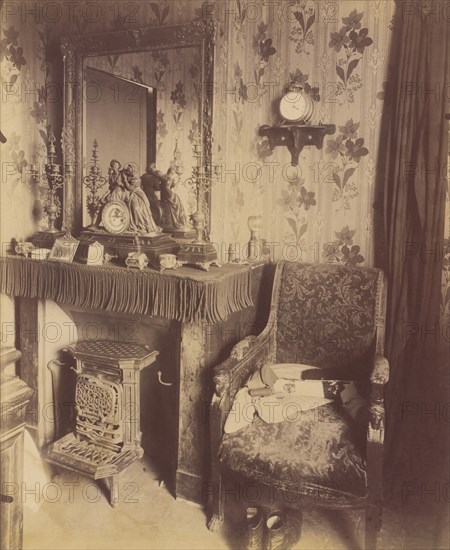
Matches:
[159,253,177,270]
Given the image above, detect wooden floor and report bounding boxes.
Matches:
[22,453,448,550]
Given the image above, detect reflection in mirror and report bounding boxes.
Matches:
[84,67,156,182]
[82,47,201,233]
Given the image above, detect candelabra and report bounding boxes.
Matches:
[177,135,221,271]
[43,132,64,233]
[83,140,106,229]
[192,137,219,243]
[30,130,66,248]
[28,163,40,214]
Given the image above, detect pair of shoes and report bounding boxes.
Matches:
[244,507,302,550]
[244,507,264,550]
[265,509,302,550]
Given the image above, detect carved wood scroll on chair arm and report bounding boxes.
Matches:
[368,356,389,436]
[370,355,390,385]
[368,386,385,435]
[212,334,272,426]
[208,332,272,521]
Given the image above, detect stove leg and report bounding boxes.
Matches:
[107,475,119,508]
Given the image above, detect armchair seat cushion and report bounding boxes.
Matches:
[219,402,367,500]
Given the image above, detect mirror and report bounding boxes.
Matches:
[84,66,155,183]
[60,16,214,235]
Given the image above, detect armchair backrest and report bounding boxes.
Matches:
[271,262,385,372]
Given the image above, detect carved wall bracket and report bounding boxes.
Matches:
[259,124,336,166]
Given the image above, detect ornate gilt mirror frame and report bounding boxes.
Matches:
[60,17,215,234]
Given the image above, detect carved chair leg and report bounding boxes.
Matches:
[365,503,381,550]
[207,474,225,532]
[107,475,119,508]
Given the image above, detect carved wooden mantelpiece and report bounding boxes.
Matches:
[8,260,273,505]
[60,15,215,234]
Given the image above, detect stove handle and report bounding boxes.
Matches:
[157,371,173,386]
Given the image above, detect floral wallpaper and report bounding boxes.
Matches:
[1,0,448,324]
[0,19,49,243]
[208,0,397,268]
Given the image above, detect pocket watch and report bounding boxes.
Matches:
[101,201,130,234]
[279,83,315,124]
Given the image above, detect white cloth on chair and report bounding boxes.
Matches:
[224,363,368,434]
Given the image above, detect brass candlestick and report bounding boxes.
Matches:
[29,130,66,249]
[177,135,221,271]
[83,140,106,229]
[190,138,220,243]
[42,131,64,233]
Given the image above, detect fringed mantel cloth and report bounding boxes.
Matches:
[0,256,254,324]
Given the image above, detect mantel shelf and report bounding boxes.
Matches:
[0,255,256,324]
[259,124,336,166]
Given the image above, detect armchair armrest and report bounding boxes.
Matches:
[370,355,389,386]
[207,332,272,512]
[206,332,272,529]
[367,355,389,437]
[213,333,272,400]
[211,332,272,432]
[365,355,389,508]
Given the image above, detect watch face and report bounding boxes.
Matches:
[280,89,313,123]
[102,201,130,234]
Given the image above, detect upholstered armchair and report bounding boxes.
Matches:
[207,261,389,550]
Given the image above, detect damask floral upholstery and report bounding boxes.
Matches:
[220,402,367,500]
[208,261,388,548]
[275,262,381,370]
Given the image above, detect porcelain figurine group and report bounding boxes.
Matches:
[96,160,190,236]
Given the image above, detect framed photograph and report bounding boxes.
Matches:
[49,234,80,263]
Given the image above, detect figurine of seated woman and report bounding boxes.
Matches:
[144,164,193,237]
[121,163,162,236]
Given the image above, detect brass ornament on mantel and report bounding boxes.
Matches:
[177,134,221,271]
[42,131,64,233]
[30,130,66,249]
[61,100,76,230]
[83,140,106,229]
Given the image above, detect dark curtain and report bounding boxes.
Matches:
[375,0,449,498]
